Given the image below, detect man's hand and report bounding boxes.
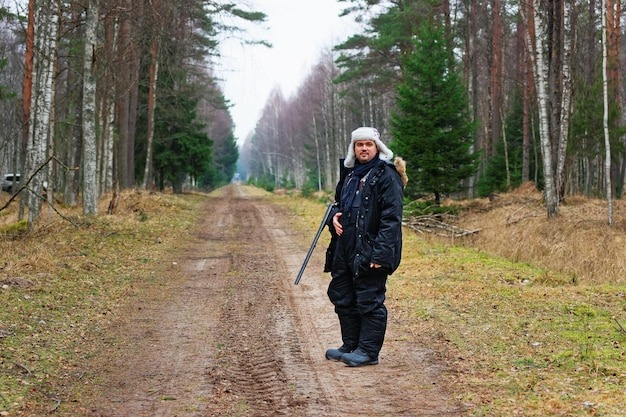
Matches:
[333,212,343,236]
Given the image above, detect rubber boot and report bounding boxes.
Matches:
[325,345,352,361]
[343,307,387,366]
[340,347,379,367]
[325,313,361,361]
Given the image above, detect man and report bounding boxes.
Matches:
[326,126,405,367]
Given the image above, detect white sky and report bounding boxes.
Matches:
[216,0,358,143]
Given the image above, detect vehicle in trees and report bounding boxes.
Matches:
[1,173,20,193]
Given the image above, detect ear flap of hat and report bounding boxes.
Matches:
[374,138,394,162]
[344,144,356,168]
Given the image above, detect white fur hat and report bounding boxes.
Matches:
[344,127,394,168]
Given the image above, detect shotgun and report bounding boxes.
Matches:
[294,203,334,285]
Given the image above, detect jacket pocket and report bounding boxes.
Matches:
[356,236,374,273]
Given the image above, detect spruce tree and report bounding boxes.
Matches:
[206,133,239,187]
[152,88,213,194]
[390,20,477,204]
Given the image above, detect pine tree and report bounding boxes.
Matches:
[390,19,477,204]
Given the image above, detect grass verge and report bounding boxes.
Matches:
[0,191,207,415]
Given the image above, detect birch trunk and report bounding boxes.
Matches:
[556,0,573,201]
[502,114,511,189]
[104,102,115,191]
[26,0,58,227]
[322,60,334,190]
[312,115,322,191]
[18,0,35,221]
[522,46,531,183]
[82,0,98,215]
[99,11,117,194]
[602,0,614,224]
[532,0,558,217]
[322,109,332,190]
[45,36,57,221]
[142,31,159,190]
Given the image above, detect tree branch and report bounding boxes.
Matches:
[615,318,626,335]
[403,215,480,237]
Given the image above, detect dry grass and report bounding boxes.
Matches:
[452,183,626,285]
[272,186,626,417]
[419,185,626,415]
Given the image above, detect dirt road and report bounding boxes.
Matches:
[79,185,461,416]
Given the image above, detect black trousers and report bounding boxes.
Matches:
[328,248,388,357]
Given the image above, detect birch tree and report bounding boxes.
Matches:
[25,0,58,227]
[531,0,558,217]
[602,0,613,224]
[82,0,98,215]
[99,8,117,195]
[18,0,35,221]
[605,0,624,195]
[555,0,573,200]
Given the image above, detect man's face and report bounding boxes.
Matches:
[354,140,379,164]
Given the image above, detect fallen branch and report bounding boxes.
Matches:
[13,362,32,375]
[615,318,626,335]
[505,200,544,225]
[404,215,480,238]
[50,398,61,412]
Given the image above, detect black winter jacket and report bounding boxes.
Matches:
[330,159,404,275]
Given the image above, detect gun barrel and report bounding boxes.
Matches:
[294,203,333,285]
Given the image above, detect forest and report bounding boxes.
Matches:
[241,0,624,223]
[0,0,623,228]
[0,0,250,227]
